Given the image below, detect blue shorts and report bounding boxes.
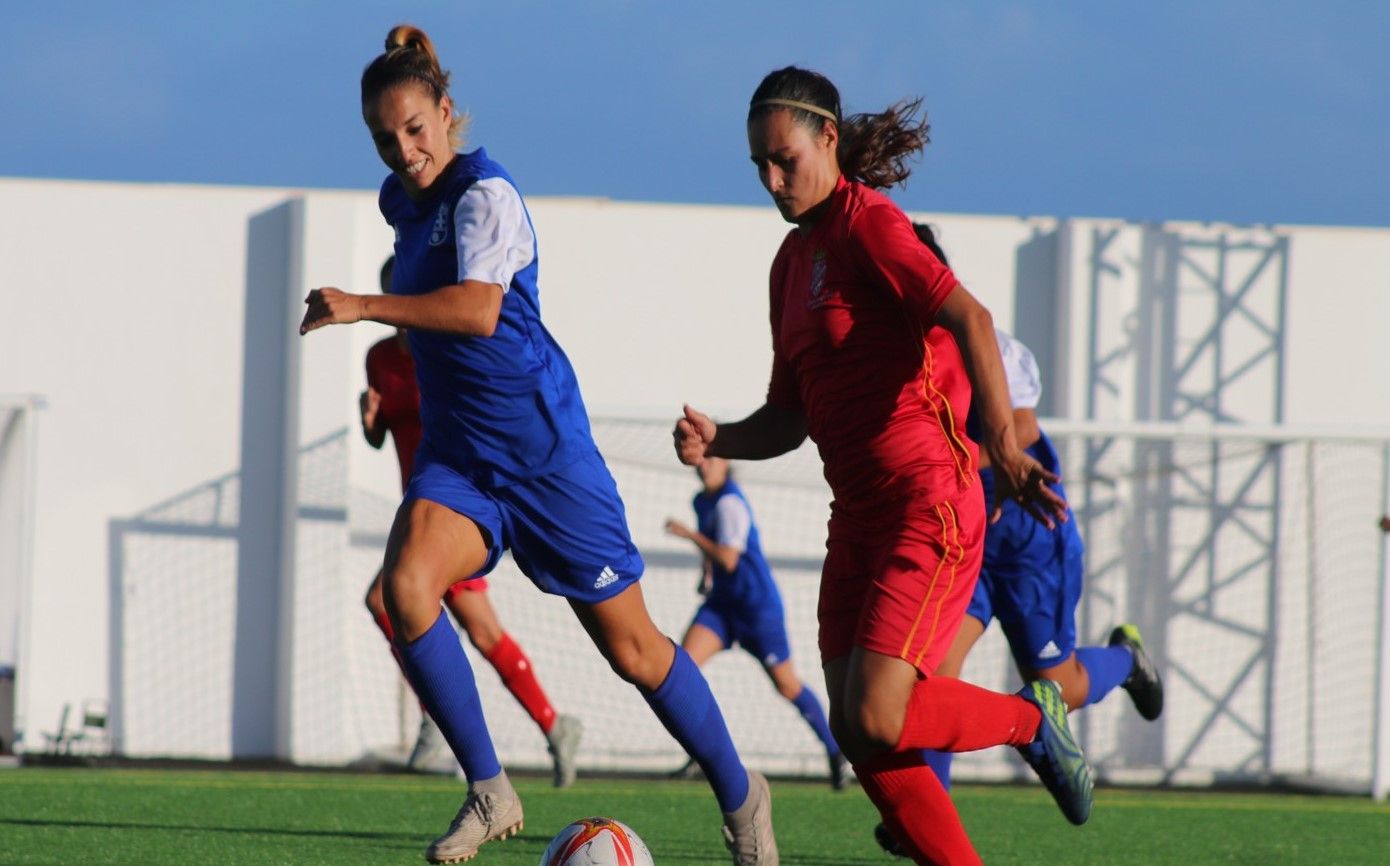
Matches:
[690,598,792,668]
[404,447,644,604]
[967,499,1084,672]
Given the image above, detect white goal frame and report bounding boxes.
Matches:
[1041,418,1390,801]
[0,394,43,754]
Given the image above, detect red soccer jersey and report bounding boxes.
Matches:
[365,335,423,489]
[766,176,978,510]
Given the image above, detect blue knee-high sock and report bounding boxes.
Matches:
[920,749,953,791]
[1075,645,1134,707]
[399,610,502,783]
[641,645,749,812]
[790,684,840,758]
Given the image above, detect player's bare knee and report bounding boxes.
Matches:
[382,565,436,619]
[364,580,386,617]
[849,699,904,756]
[828,715,866,763]
[603,640,658,687]
[464,620,501,654]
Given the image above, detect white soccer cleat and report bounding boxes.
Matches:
[426,773,524,864]
[546,714,583,788]
[721,770,779,866]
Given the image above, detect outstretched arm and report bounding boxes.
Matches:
[673,403,807,465]
[300,280,503,337]
[664,518,740,573]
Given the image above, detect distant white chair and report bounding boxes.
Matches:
[43,699,111,757]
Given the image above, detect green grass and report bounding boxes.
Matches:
[1,767,1387,865]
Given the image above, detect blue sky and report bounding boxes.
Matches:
[3,1,1386,226]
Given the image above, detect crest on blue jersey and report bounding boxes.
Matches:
[429,202,449,246]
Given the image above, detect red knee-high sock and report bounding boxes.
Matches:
[485,632,557,735]
[372,609,407,671]
[373,609,430,712]
[897,676,1041,752]
[857,750,981,866]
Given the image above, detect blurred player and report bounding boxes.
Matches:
[674,66,1093,865]
[301,26,775,865]
[873,227,1165,858]
[664,456,847,789]
[360,254,582,787]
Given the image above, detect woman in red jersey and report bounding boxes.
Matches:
[674,67,1093,865]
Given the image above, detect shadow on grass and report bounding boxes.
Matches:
[0,816,419,848]
[0,818,885,866]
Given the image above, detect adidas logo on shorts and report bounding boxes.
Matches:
[593,565,619,590]
[1039,640,1062,660]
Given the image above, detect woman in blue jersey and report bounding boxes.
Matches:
[664,457,846,789]
[300,25,776,866]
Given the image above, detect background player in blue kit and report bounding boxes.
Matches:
[300,25,776,865]
[874,225,1166,856]
[664,457,847,789]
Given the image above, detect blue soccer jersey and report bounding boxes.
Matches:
[694,480,781,611]
[691,479,790,665]
[380,148,594,487]
[382,149,643,603]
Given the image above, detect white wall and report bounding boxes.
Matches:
[2,175,1388,760]
[0,179,286,746]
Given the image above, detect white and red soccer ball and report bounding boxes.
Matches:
[539,817,654,866]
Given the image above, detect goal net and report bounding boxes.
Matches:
[111,415,1390,795]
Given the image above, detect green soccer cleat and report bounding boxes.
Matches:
[1109,624,1164,721]
[1016,679,1094,825]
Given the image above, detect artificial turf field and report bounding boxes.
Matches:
[2,768,1387,865]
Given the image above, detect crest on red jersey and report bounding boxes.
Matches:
[807,249,830,309]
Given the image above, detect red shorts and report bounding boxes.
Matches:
[446,577,490,596]
[818,486,985,675]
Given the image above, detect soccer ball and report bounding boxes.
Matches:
[539,817,654,866]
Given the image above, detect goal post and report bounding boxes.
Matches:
[1374,441,1390,801]
[0,394,43,755]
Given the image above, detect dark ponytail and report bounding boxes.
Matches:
[912,223,950,267]
[361,24,467,148]
[748,66,930,190]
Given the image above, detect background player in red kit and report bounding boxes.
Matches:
[674,67,1094,865]
[361,255,583,788]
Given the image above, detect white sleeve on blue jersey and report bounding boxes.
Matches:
[714,494,752,553]
[453,177,536,293]
[994,328,1043,410]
